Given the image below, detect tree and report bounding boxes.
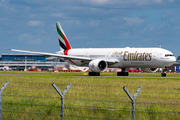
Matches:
[177,56,180,60]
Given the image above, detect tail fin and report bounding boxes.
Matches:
[56,22,71,53]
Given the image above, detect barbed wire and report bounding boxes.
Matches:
[2,105,179,119]
[2,88,180,100]
[2,103,180,115]
[2,90,179,99]
[4,85,180,96]
[2,94,180,105]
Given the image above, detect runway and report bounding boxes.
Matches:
[0,74,180,78]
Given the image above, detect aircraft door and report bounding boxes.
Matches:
[107,52,110,59]
[153,52,158,61]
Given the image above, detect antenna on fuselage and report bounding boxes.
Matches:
[158,43,162,48]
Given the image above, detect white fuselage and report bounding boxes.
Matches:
[64,47,176,68]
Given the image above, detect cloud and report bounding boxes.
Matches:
[123,17,145,26]
[78,0,179,9]
[161,10,180,27]
[88,20,100,27]
[50,13,64,18]
[27,21,43,26]
[88,0,109,5]
[18,33,43,45]
[1,0,180,57]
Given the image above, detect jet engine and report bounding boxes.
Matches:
[89,59,108,72]
[141,68,158,73]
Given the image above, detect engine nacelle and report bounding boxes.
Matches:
[89,59,108,72]
[141,68,158,73]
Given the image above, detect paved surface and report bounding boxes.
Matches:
[0,74,180,78]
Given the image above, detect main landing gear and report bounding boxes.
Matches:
[161,67,168,77]
[88,68,129,76]
[89,72,100,76]
[117,68,129,76]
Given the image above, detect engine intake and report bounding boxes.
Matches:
[89,59,108,72]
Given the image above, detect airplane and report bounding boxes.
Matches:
[7,22,176,77]
[0,66,12,71]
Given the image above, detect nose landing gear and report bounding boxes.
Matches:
[161,67,168,77]
[161,72,166,77]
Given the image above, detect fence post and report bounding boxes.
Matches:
[123,86,142,120]
[0,81,9,120]
[52,83,72,120]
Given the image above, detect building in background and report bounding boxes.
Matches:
[1,54,46,62]
[0,54,66,71]
[168,60,180,73]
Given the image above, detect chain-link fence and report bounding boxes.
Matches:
[0,81,180,120]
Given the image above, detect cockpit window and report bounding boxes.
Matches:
[165,54,174,57]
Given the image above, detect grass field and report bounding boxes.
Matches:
[0,71,180,120]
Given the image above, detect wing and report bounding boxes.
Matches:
[7,49,119,64]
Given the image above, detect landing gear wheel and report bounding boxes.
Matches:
[161,67,168,77]
[89,72,100,76]
[117,72,129,76]
[161,73,166,77]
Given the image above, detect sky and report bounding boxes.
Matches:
[0,0,180,58]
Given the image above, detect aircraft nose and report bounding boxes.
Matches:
[164,56,176,66]
[169,56,176,64]
[172,56,176,63]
